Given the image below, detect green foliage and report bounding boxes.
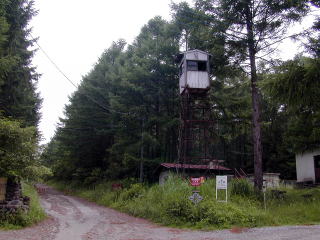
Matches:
[0,118,37,178]
[24,165,53,182]
[0,0,41,181]
[50,177,320,229]
[43,17,180,181]
[0,0,41,129]
[262,56,320,152]
[43,1,319,183]
[230,179,255,197]
[0,182,46,229]
[117,183,145,202]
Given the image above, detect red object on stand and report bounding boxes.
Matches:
[190,177,204,187]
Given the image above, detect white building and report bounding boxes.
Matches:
[296,149,320,183]
[176,49,211,95]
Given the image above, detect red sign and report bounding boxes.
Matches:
[190,177,205,186]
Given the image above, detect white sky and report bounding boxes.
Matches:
[30,0,316,144]
[31,0,191,144]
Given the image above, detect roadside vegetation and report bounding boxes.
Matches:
[0,0,49,230]
[49,176,320,230]
[0,183,46,230]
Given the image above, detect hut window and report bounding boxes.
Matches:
[198,61,207,71]
[187,60,207,71]
[187,61,198,71]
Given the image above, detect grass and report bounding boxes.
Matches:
[48,176,320,230]
[0,182,47,230]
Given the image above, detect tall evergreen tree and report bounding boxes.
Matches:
[194,0,309,190]
[0,0,41,129]
[43,17,181,182]
[0,0,41,180]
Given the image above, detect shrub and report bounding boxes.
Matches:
[118,183,145,202]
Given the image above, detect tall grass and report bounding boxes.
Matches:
[0,182,47,230]
[49,176,320,229]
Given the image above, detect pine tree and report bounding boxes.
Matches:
[0,0,41,129]
[194,0,309,190]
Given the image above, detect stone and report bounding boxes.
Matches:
[7,200,22,206]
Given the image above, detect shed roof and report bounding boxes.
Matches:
[174,49,212,63]
[160,163,231,171]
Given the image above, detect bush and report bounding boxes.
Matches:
[118,183,145,202]
[0,118,37,179]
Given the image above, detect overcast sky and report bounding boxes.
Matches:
[30,0,314,144]
[31,0,192,144]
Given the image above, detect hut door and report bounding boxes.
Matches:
[314,155,320,183]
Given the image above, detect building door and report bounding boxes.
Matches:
[314,155,320,183]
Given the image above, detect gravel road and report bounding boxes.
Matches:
[0,186,319,240]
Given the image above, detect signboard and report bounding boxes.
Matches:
[216,175,228,202]
[216,175,227,189]
[190,177,205,187]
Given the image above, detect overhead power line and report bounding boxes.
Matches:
[29,33,127,115]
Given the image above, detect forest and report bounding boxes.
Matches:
[1,0,320,187]
[41,0,320,186]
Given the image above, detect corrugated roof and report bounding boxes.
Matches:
[160,163,231,171]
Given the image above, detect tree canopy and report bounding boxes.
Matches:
[0,0,41,180]
[41,1,320,185]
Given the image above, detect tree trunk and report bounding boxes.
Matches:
[245,3,263,191]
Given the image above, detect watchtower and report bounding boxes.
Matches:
[177,49,210,95]
[176,50,217,171]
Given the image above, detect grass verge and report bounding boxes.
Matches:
[48,176,320,230]
[0,182,47,230]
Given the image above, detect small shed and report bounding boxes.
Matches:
[248,173,281,188]
[158,162,231,185]
[296,149,320,183]
[176,49,211,95]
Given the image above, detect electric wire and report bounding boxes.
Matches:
[29,33,130,116]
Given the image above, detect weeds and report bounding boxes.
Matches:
[49,176,320,230]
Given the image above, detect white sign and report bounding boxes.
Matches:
[216,175,228,189]
[216,175,228,202]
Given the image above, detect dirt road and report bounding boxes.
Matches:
[0,187,320,240]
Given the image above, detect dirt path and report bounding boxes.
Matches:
[0,187,320,240]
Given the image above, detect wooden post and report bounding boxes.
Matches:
[0,177,8,202]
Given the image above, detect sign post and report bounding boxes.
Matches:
[216,175,228,202]
[189,177,204,205]
[263,180,267,211]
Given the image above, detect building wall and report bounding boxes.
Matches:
[187,71,209,89]
[248,173,280,188]
[296,149,320,183]
[159,170,170,185]
[186,51,208,61]
[179,71,186,94]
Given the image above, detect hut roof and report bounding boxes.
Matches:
[160,163,231,171]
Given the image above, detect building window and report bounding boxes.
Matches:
[187,61,198,71]
[198,61,207,71]
[187,60,207,71]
